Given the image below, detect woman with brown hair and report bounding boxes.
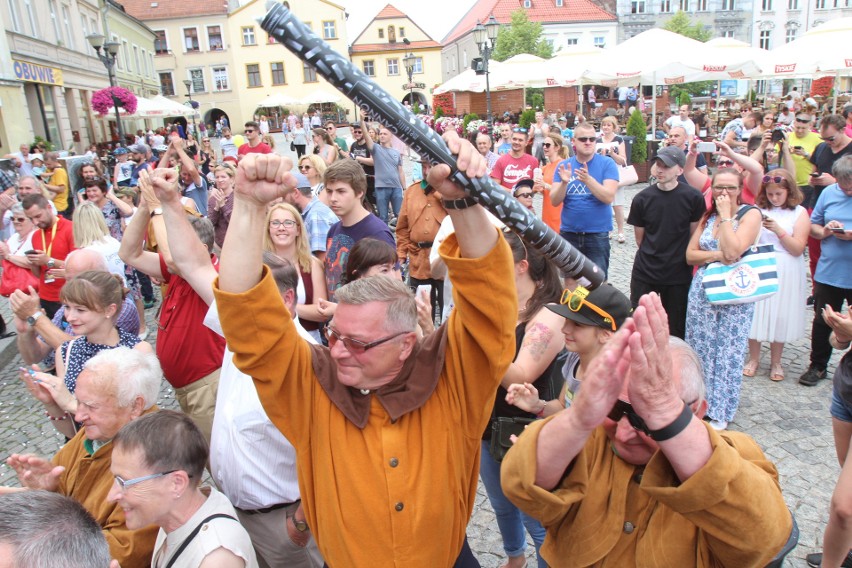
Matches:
[208,163,236,249]
[534,132,570,232]
[311,127,337,166]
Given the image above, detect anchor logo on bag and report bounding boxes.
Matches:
[726,264,758,297]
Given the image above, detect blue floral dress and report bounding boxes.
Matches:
[685,209,755,423]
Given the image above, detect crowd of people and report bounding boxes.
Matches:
[0,94,850,568]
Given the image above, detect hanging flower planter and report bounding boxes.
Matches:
[91,86,138,116]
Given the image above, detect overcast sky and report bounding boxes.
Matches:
[335,0,478,43]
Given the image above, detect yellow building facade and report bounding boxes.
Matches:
[349,4,443,111]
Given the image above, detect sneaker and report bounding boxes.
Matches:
[144,299,157,309]
[799,366,827,387]
[709,419,728,430]
[806,550,852,567]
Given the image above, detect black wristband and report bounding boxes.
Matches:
[442,196,477,210]
[648,403,693,442]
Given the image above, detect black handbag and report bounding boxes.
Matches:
[489,416,534,462]
[290,141,296,152]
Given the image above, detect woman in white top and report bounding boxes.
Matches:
[109,410,259,568]
[530,111,550,162]
[72,202,126,283]
[744,170,809,382]
[0,203,36,270]
[262,203,327,343]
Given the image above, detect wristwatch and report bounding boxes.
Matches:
[292,518,309,533]
[26,312,43,326]
[46,259,55,269]
[150,207,163,218]
[442,196,477,210]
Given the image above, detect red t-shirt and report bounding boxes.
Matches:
[237,142,273,158]
[491,153,539,190]
[31,216,75,302]
[156,254,225,388]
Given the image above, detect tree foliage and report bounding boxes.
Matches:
[663,11,713,101]
[626,109,647,163]
[491,10,553,62]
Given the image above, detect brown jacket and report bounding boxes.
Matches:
[395,182,447,280]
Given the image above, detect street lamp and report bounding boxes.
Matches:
[402,51,416,109]
[473,15,500,128]
[86,33,125,144]
[182,79,197,135]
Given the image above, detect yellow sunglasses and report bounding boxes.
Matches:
[559,286,616,331]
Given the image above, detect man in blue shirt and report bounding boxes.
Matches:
[550,123,619,279]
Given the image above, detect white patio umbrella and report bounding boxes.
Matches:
[256,93,301,108]
[538,47,607,115]
[112,95,198,119]
[300,89,342,105]
[698,38,769,118]
[433,62,517,94]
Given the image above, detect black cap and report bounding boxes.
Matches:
[512,178,535,193]
[547,283,632,330]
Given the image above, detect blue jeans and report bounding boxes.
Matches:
[560,231,611,279]
[375,186,403,223]
[480,441,546,567]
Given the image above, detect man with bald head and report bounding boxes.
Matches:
[11,248,140,368]
[502,293,791,566]
[475,132,499,175]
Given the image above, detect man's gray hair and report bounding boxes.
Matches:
[16,175,38,187]
[0,490,111,568]
[82,347,162,409]
[10,203,24,216]
[832,155,852,185]
[669,336,706,404]
[334,276,416,333]
[188,216,215,251]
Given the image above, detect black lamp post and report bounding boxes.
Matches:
[403,51,416,109]
[183,79,197,135]
[86,33,125,143]
[473,15,500,128]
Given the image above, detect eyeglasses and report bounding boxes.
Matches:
[559,287,617,331]
[326,327,409,353]
[513,127,528,133]
[762,175,785,184]
[113,470,179,492]
[795,117,811,123]
[575,136,597,143]
[12,217,27,222]
[542,142,553,148]
[716,160,735,167]
[270,219,297,228]
[607,399,650,436]
[299,165,313,171]
[245,129,255,134]
[821,135,836,142]
[712,185,739,192]
[515,192,533,199]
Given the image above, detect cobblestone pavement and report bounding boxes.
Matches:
[0,179,844,567]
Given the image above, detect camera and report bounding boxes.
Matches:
[771,128,786,144]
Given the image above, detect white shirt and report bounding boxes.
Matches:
[84,237,127,284]
[664,116,696,137]
[11,152,34,177]
[206,299,314,509]
[220,137,238,158]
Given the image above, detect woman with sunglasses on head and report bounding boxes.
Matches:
[263,203,327,343]
[199,136,216,178]
[685,168,762,430]
[535,132,569,232]
[298,154,329,206]
[473,230,564,568]
[743,170,808,381]
[312,127,338,166]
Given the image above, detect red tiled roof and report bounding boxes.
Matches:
[442,0,616,45]
[351,40,441,53]
[120,0,227,21]
[375,4,406,19]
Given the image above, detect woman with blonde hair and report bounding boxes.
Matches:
[312,127,337,166]
[262,133,276,150]
[298,154,329,205]
[534,132,570,232]
[208,163,236,249]
[19,270,152,438]
[263,203,327,342]
[597,115,629,243]
[73,202,126,282]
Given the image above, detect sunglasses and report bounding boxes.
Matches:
[326,126,334,130]
[795,117,811,123]
[559,287,616,331]
[270,219,297,228]
[712,185,739,192]
[513,127,528,133]
[575,136,597,143]
[762,175,785,184]
[716,160,735,167]
[245,129,255,134]
[821,135,836,142]
[12,217,27,222]
[542,142,553,148]
[607,400,650,436]
[515,192,533,199]
[326,327,409,353]
[299,165,313,171]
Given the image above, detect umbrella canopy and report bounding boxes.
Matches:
[688,37,767,79]
[256,93,301,108]
[433,62,518,94]
[757,17,852,78]
[537,47,605,87]
[111,95,198,118]
[301,89,342,104]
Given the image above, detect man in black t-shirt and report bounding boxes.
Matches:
[349,122,375,208]
[627,146,705,339]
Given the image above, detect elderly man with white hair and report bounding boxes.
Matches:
[3,347,162,567]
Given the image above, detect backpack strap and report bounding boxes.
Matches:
[163,513,239,568]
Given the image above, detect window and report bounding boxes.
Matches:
[267,33,277,44]
[451,54,456,71]
[387,58,399,75]
[788,0,798,7]
[270,62,285,85]
[159,72,175,96]
[721,0,735,8]
[133,46,140,73]
[80,14,89,49]
[463,50,468,68]
[8,0,21,33]
[184,28,199,52]
[759,30,771,49]
[566,37,578,46]
[661,0,672,12]
[785,27,797,42]
[721,30,734,38]
[631,0,646,13]
[388,25,396,43]
[24,0,37,36]
[594,36,606,48]
[242,26,256,46]
[523,0,531,6]
[696,0,707,8]
[189,68,205,93]
[679,0,689,10]
[378,28,384,39]
[815,0,826,7]
[61,5,75,49]
[154,30,169,54]
[48,1,61,43]
[303,61,317,83]
[363,60,375,76]
[762,0,772,9]
[399,27,406,37]
[246,64,261,87]
[556,0,563,5]
[323,21,336,39]
[208,26,223,51]
[122,40,129,71]
[142,50,150,77]
[212,66,229,90]
[412,57,423,74]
